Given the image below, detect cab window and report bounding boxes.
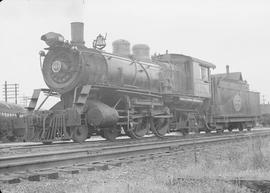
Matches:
[200,66,209,81]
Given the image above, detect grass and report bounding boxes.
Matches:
[2,137,270,193]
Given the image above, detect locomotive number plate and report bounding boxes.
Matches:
[52,60,62,73]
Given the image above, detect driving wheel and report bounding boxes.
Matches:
[150,117,170,138]
[125,118,150,139]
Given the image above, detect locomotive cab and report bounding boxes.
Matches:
[154,54,215,134]
[153,53,215,97]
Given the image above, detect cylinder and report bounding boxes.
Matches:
[71,22,85,46]
[112,39,130,57]
[86,100,119,127]
[132,44,150,61]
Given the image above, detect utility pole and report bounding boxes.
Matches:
[15,83,18,104]
[2,81,19,104]
[261,95,266,104]
[20,95,30,107]
[4,81,7,102]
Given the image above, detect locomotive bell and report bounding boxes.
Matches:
[93,34,107,50]
[70,22,85,47]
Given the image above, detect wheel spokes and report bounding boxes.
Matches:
[127,118,149,139]
[151,118,169,138]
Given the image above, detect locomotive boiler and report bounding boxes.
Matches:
[23,22,228,143]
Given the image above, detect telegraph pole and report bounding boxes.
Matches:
[20,95,30,107]
[2,81,19,104]
[15,83,18,104]
[262,95,266,104]
[4,81,7,102]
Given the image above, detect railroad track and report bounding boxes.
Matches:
[0,135,195,158]
[0,132,233,157]
[0,129,265,156]
[0,129,270,184]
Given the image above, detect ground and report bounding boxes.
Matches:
[1,136,270,193]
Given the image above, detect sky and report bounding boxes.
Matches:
[0,0,270,105]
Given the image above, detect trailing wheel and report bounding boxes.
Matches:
[126,118,150,139]
[72,125,88,143]
[101,127,120,141]
[205,123,212,134]
[150,117,170,138]
[181,128,189,136]
[194,127,200,134]
[216,125,224,134]
[217,129,224,134]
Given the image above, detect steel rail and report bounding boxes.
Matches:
[0,130,269,174]
[0,129,267,154]
[0,135,189,157]
[0,130,257,157]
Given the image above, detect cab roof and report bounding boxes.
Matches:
[153,53,216,69]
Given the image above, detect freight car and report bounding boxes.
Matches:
[260,104,270,126]
[0,101,26,142]
[23,22,260,143]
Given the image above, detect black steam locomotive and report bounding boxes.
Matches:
[23,22,260,143]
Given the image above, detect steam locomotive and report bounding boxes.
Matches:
[23,22,260,143]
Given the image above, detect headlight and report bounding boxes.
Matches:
[41,32,65,47]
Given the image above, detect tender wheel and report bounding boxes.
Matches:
[126,118,150,139]
[101,127,120,141]
[72,126,88,143]
[7,135,16,142]
[150,118,170,138]
[216,125,224,134]
[217,129,224,134]
[239,123,244,132]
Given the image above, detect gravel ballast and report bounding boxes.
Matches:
[1,136,270,193]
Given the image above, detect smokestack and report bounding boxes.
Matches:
[226,65,229,74]
[70,22,85,46]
